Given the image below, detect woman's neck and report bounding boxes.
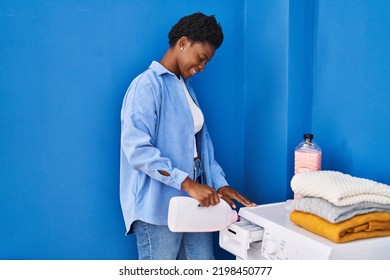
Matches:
[160,48,180,79]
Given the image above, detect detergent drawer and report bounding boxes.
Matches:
[219,218,264,259]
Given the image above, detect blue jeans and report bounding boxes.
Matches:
[132,220,215,260]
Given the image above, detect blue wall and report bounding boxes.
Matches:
[1,0,389,260]
[312,0,390,182]
[0,0,244,260]
[244,0,290,203]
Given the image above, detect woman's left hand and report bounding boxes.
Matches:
[217,186,257,209]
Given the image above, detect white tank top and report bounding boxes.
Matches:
[180,77,204,158]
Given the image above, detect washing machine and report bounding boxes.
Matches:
[219,202,390,259]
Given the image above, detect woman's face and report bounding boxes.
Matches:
[178,38,216,79]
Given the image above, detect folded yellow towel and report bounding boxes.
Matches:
[290,210,390,243]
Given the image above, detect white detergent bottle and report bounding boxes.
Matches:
[168,196,238,232]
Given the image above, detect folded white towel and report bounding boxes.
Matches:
[291,170,390,206]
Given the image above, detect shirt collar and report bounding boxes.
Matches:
[150,61,175,77]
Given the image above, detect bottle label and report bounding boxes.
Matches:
[294,150,322,174]
[293,136,322,199]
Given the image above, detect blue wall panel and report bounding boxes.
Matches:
[244,0,289,204]
[286,0,316,198]
[0,0,243,260]
[312,0,390,184]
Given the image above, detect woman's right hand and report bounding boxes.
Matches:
[181,177,220,207]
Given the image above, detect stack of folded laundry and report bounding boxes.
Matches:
[289,170,390,243]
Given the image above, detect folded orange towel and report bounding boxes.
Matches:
[290,210,390,243]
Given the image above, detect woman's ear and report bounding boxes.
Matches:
[178,36,189,50]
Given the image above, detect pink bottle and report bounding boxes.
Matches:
[294,134,322,199]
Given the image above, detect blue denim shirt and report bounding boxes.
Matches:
[120,61,228,234]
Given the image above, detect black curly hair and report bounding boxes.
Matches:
[168,12,224,49]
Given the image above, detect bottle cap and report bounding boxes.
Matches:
[230,210,238,223]
[304,134,314,141]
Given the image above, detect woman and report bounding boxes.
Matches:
[120,12,255,260]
